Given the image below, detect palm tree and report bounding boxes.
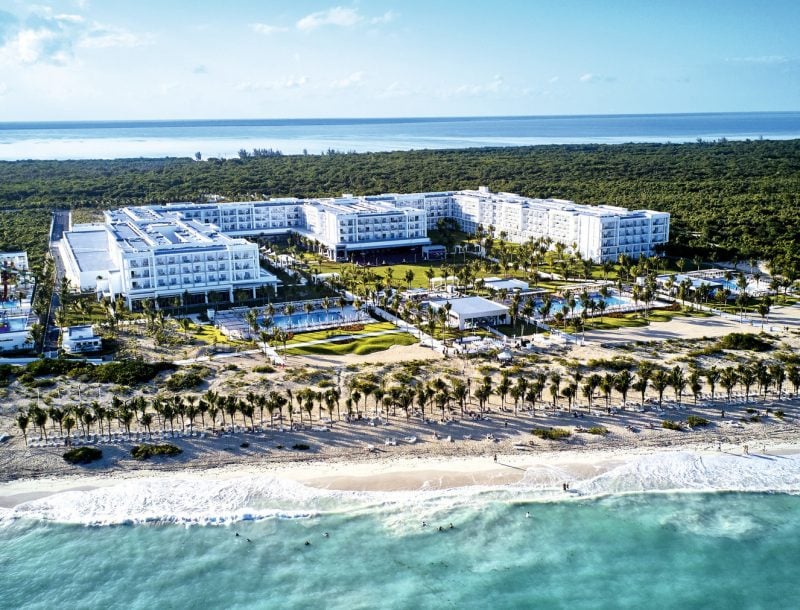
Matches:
[16,411,29,446]
[614,370,633,407]
[32,407,49,442]
[720,367,738,403]
[404,269,415,290]
[549,372,562,410]
[599,374,614,409]
[140,413,154,439]
[63,415,76,443]
[705,366,720,400]
[770,363,786,399]
[561,384,576,412]
[670,366,687,405]
[689,370,702,405]
[651,370,669,408]
[737,363,756,403]
[497,373,511,411]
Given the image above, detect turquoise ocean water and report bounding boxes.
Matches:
[2,451,800,609]
[0,112,799,160]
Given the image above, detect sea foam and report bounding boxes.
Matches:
[3,451,799,526]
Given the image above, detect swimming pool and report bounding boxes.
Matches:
[261,306,362,330]
[535,294,629,316]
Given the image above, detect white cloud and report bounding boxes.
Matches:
[235,76,309,92]
[371,11,397,25]
[250,23,288,35]
[78,25,150,49]
[3,27,70,65]
[579,73,616,83]
[549,76,559,83]
[0,7,150,65]
[449,75,504,97]
[330,71,364,89]
[297,7,362,32]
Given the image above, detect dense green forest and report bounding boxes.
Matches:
[0,139,798,273]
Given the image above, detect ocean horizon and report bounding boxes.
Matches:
[1,111,798,161]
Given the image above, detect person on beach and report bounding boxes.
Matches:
[493,454,497,462]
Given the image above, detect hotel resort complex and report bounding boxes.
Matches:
[59,187,669,307]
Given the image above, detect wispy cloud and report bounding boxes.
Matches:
[236,76,309,92]
[726,55,790,65]
[250,23,288,35]
[579,73,616,83]
[330,71,364,89]
[548,76,559,84]
[448,75,505,97]
[371,11,397,25]
[78,25,150,49]
[297,7,362,32]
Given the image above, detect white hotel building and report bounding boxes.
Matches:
[60,187,668,306]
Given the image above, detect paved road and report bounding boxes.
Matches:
[44,209,71,352]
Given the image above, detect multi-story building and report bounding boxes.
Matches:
[59,187,669,306]
[60,208,279,309]
[449,187,670,261]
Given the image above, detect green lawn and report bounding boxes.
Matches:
[286,331,417,356]
[284,322,397,345]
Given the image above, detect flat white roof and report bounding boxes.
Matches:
[64,229,114,272]
[429,296,508,318]
[483,277,529,291]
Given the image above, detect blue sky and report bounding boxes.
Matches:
[0,0,798,120]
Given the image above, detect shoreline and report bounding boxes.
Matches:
[3,440,800,511]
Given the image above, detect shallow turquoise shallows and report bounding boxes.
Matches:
[1,112,799,160]
[2,488,799,610]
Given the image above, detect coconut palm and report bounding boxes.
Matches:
[689,370,702,405]
[737,364,756,403]
[720,367,738,402]
[705,366,720,400]
[599,374,614,409]
[614,370,633,407]
[63,415,76,443]
[549,372,562,410]
[770,363,786,399]
[669,366,687,405]
[16,411,29,446]
[650,370,669,408]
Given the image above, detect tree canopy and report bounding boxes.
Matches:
[0,139,798,268]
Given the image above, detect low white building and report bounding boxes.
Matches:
[0,251,29,271]
[62,325,102,354]
[429,297,509,330]
[0,283,36,353]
